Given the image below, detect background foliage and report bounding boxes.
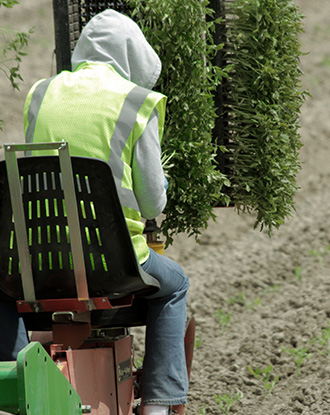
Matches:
[0,0,32,130]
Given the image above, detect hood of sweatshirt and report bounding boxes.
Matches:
[71,9,161,89]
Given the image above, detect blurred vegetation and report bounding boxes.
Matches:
[0,0,33,130]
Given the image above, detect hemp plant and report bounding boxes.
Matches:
[127,0,305,243]
[129,0,231,246]
[214,391,243,415]
[194,334,203,349]
[228,291,261,310]
[197,404,207,415]
[283,346,312,376]
[293,266,303,281]
[310,321,330,356]
[309,244,330,265]
[215,308,231,331]
[248,365,279,393]
[222,0,306,235]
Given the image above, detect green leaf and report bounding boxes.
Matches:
[0,0,19,8]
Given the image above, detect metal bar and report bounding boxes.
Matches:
[4,142,90,302]
[52,0,72,73]
[209,0,228,174]
[208,0,234,206]
[5,142,68,153]
[16,296,134,314]
[5,145,36,302]
[57,142,89,301]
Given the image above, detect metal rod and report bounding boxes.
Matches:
[4,145,36,302]
[4,142,90,302]
[52,0,72,73]
[57,142,89,301]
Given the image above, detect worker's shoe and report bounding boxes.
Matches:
[143,405,171,415]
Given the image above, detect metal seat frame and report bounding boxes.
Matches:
[0,142,159,330]
[0,142,195,415]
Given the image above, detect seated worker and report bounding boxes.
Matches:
[23,10,190,415]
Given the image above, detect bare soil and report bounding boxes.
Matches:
[1,1,330,414]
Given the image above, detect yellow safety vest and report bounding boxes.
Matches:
[24,62,167,264]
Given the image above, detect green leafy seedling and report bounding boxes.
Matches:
[263,285,281,295]
[228,291,261,310]
[294,266,303,281]
[310,321,330,355]
[194,334,203,349]
[134,356,144,369]
[214,391,243,415]
[215,309,231,331]
[248,365,279,393]
[283,346,312,376]
[228,292,246,306]
[309,245,330,265]
[197,404,207,415]
[321,54,330,68]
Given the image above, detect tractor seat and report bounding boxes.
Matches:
[0,143,159,330]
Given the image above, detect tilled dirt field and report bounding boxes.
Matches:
[1,1,330,414]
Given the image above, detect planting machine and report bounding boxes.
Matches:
[0,142,195,414]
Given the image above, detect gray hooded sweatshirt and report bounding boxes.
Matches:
[71,9,167,220]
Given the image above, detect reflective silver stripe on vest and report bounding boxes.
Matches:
[108,85,150,211]
[26,78,149,212]
[25,77,56,155]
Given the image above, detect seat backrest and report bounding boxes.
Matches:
[0,150,159,301]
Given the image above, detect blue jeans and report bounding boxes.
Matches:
[141,248,190,406]
[0,301,29,361]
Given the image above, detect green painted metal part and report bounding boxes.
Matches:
[0,342,82,415]
[0,362,19,413]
